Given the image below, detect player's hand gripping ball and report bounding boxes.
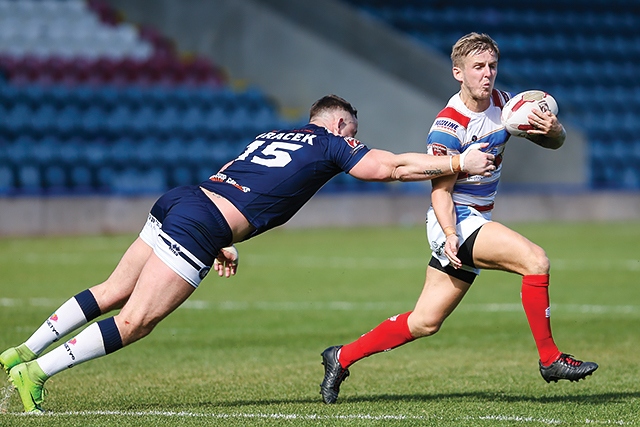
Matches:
[501,90,558,138]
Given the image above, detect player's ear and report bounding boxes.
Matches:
[334,117,345,136]
[452,66,463,83]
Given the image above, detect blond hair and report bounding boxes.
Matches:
[451,33,500,68]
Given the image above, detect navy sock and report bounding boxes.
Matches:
[74,289,102,321]
[97,317,123,354]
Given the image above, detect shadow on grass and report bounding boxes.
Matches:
[205,390,640,408]
[339,390,640,405]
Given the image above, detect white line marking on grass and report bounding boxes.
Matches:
[1,410,634,425]
[476,415,561,424]
[2,410,433,421]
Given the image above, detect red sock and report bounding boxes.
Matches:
[521,274,561,366]
[338,311,415,368]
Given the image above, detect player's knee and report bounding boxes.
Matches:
[114,314,159,344]
[411,323,442,338]
[524,245,550,275]
[408,315,443,338]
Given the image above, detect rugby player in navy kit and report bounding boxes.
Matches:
[1,95,495,412]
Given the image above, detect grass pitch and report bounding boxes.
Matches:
[0,222,639,426]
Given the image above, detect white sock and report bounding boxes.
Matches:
[24,289,101,355]
[36,323,107,377]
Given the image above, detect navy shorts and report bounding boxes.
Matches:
[139,185,233,287]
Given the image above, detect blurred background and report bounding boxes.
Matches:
[0,0,638,235]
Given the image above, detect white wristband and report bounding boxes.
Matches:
[459,143,483,172]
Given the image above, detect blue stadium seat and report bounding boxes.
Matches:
[134,137,162,167]
[32,136,58,166]
[56,104,83,137]
[155,105,182,136]
[58,138,83,168]
[0,165,15,195]
[201,106,226,136]
[7,135,36,165]
[180,105,206,136]
[43,165,67,194]
[108,137,136,167]
[130,105,157,136]
[80,105,107,137]
[30,104,58,136]
[83,140,109,167]
[96,165,115,192]
[106,104,133,136]
[168,165,194,187]
[111,166,167,195]
[69,165,93,193]
[159,137,188,165]
[17,164,42,194]
[3,103,32,135]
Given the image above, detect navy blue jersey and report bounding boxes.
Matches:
[199,124,370,238]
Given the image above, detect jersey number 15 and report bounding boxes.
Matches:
[236,140,303,168]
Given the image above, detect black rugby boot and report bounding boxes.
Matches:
[539,353,598,383]
[320,346,350,404]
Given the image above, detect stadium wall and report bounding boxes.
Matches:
[1,192,638,237]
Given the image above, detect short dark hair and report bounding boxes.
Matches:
[309,94,358,121]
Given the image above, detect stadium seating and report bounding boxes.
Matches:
[343,0,640,189]
[0,0,299,196]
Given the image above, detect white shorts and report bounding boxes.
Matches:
[426,205,492,275]
[138,186,233,289]
[139,214,209,288]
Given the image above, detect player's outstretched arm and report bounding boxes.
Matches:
[349,144,495,182]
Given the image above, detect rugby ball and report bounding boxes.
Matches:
[501,90,558,137]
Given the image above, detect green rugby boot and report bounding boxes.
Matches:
[0,345,37,374]
[9,362,48,413]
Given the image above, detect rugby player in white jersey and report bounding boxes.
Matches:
[320,34,598,404]
[0,94,495,412]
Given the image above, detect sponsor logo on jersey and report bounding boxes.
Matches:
[344,137,361,149]
[434,118,460,131]
[429,143,448,156]
[50,314,59,322]
[209,172,251,193]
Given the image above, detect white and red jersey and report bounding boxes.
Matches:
[426,89,511,213]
